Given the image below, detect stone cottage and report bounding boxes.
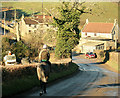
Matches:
[17,14,55,38]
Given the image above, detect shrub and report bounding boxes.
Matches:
[11,41,31,63]
[2,37,32,63]
[99,51,105,58]
[2,37,11,60]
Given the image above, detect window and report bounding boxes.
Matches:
[102,46,104,49]
[34,30,36,33]
[29,24,31,27]
[46,24,49,27]
[85,32,87,36]
[94,33,96,36]
[114,31,115,34]
[29,30,31,32]
[34,25,36,28]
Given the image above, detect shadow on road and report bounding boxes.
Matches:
[97,83,120,88]
[86,62,105,65]
[84,50,110,65]
[72,53,84,56]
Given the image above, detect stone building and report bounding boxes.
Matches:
[77,19,118,53]
[17,14,56,38]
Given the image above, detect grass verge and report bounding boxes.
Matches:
[106,60,120,73]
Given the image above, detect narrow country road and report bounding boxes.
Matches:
[18,54,120,97]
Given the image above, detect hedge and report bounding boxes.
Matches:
[2,62,79,97]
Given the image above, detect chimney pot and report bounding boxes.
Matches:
[86,19,89,24]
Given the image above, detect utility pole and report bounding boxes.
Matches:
[33,9,34,18]
[16,23,20,41]
[4,11,6,35]
[42,0,43,16]
[42,0,44,33]
[14,8,16,26]
[114,19,117,50]
[115,24,118,50]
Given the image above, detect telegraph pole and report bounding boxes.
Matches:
[42,0,43,16]
[4,11,6,35]
[14,8,16,26]
[42,0,44,33]
[115,24,118,50]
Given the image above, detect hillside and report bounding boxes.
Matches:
[79,2,118,28]
[1,2,61,15]
[2,2,118,24]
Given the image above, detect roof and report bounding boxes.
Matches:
[34,18,43,23]
[34,15,52,23]
[1,8,11,12]
[34,15,52,19]
[23,15,52,24]
[82,22,114,33]
[24,18,39,25]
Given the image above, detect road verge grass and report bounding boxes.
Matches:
[106,60,120,73]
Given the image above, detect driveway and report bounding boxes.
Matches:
[17,54,119,97]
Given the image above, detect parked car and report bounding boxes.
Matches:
[85,52,95,59]
[3,54,16,66]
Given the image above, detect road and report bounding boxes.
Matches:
[19,55,120,97]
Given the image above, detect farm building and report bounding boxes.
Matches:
[78,19,118,53]
[16,14,56,38]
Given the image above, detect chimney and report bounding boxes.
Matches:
[86,19,89,24]
[114,19,118,50]
[114,19,117,26]
[21,14,24,20]
[16,23,20,41]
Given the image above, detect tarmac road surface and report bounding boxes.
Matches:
[18,55,119,97]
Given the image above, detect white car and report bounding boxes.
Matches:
[4,54,16,66]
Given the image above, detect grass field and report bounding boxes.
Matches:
[2,2,61,15]
[2,2,118,23]
[79,2,118,28]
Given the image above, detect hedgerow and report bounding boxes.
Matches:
[2,62,79,97]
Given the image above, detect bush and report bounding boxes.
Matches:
[2,37,11,61]
[118,46,120,50]
[11,41,31,63]
[2,37,32,63]
[2,65,37,82]
[99,51,105,58]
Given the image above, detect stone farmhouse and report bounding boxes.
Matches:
[77,19,118,53]
[16,14,56,38]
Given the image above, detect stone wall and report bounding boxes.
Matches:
[109,52,119,64]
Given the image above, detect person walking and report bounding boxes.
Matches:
[37,44,51,96]
[38,44,51,71]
